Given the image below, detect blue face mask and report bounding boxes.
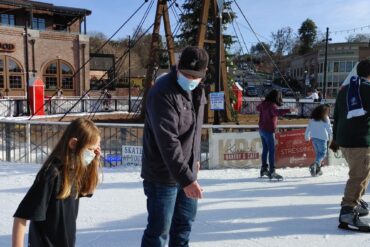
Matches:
[177,72,202,92]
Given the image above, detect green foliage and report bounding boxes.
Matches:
[298,18,317,55]
[250,42,271,56]
[177,0,236,84]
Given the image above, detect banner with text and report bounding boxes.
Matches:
[209,131,262,169]
[275,129,328,168]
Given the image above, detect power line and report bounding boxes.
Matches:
[233,0,298,98]
[29,0,150,120]
[59,0,180,121]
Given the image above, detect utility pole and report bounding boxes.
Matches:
[214,0,223,125]
[128,35,131,112]
[323,27,331,99]
[24,22,30,115]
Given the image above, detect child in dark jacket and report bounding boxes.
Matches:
[257,89,295,180]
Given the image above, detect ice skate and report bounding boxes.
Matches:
[356,200,369,217]
[315,164,323,176]
[260,166,269,178]
[309,163,317,177]
[338,206,370,232]
[269,171,283,181]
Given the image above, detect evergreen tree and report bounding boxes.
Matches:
[298,18,317,55]
[176,0,236,83]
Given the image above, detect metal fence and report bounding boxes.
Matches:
[0,97,334,118]
[0,120,310,168]
[0,121,145,166]
[241,100,335,118]
[0,97,142,117]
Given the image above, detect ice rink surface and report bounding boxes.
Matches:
[1,163,369,247]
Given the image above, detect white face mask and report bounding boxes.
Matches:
[83,149,96,166]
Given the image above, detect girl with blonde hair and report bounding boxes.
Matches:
[12,118,101,247]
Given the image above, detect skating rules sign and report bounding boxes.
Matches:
[210,92,225,110]
[122,145,143,166]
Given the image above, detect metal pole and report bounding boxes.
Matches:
[323,27,329,99]
[214,8,222,125]
[84,15,87,35]
[24,22,30,115]
[128,35,132,113]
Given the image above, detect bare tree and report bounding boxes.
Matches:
[271,27,294,56]
[346,33,370,43]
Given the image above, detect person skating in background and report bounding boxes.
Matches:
[332,59,370,232]
[257,89,295,180]
[12,118,101,247]
[305,104,332,177]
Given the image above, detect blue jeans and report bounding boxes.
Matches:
[141,180,197,247]
[259,130,275,172]
[312,138,327,165]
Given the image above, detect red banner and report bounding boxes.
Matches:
[275,129,322,168]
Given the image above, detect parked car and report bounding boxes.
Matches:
[282,88,294,97]
[263,80,272,87]
[246,86,258,97]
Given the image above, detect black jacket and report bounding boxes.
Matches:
[141,67,206,187]
[333,79,370,147]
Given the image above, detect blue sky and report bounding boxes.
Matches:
[46,0,370,48]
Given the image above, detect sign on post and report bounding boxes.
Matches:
[210,92,225,110]
[122,145,143,166]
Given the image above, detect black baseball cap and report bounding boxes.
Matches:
[178,46,209,78]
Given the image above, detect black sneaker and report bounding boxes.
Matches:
[260,167,269,177]
[269,171,283,181]
[309,163,317,177]
[339,206,370,232]
[356,200,369,217]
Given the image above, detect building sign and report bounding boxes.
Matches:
[0,42,15,53]
[122,145,143,166]
[210,92,225,110]
[209,131,262,169]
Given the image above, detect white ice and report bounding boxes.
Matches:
[1,163,369,247]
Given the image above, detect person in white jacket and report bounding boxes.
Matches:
[305,104,332,176]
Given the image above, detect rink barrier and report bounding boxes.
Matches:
[0,120,345,168]
[0,97,142,117]
[0,98,333,118]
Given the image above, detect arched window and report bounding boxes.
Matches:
[43,60,74,90]
[0,56,24,90]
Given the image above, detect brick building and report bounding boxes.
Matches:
[0,0,91,96]
[280,42,370,98]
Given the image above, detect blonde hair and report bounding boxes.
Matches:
[42,118,101,199]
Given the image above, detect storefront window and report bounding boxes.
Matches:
[339,61,345,72]
[32,17,46,30]
[9,75,22,88]
[346,61,353,72]
[333,62,339,72]
[44,60,74,90]
[1,14,15,26]
[0,56,24,90]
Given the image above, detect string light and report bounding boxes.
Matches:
[330,25,370,35]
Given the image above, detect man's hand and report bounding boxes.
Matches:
[183,180,203,199]
[329,140,340,153]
